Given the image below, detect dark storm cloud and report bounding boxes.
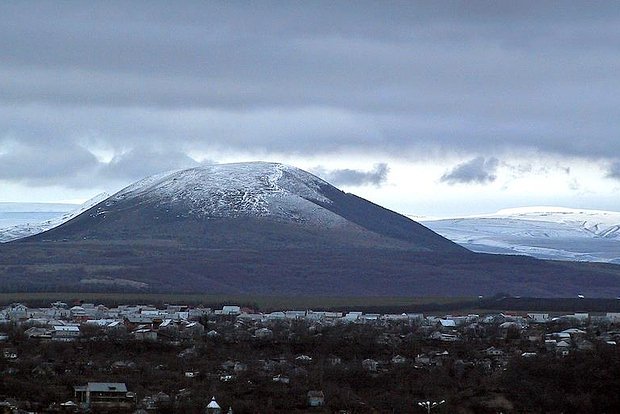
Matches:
[1,1,620,187]
[0,138,201,187]
[0,142,99,186]
[441,157,499,185]
[315,163,390,187]
[101,148,199,181]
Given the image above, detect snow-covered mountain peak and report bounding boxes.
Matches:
[105,162,339,223]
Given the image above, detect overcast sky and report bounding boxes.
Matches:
[1,1,619,217]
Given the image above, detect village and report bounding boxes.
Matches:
[1,301,620,413]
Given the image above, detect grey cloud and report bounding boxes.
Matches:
[101,148,199,181]
[441,157,499,185]
[608,161,620,179]
[1,1,620,187]
[314,163,390,187]
[0,143,99,186]
[0,140,206,188]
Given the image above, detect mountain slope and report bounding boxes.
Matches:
[422,207,620,263]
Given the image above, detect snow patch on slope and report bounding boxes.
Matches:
[0,193,109,242]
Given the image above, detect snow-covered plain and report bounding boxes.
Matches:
[0,194,108,242]
[420,207,620,263]
[0,202,76,228]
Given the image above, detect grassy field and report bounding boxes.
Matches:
[0,292,475,311]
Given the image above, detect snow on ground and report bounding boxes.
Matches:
[0,193,109,242]
[420,207,620,263]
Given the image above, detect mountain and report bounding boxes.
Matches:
[3,163,620,297]
[0,194,108,243]
[24,162,463,252]
[421,207,620,264]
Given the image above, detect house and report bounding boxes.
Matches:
[439,319,456,328]
[206,397,221,414]
[32,362,55,377]
[105,320,127,334]
[233,362,247,373]
[362,358,378,371]
[0,400,17,413]
[2,349,17,360]
[545,339,558,351]
[327,355,342,366]
[52,325,80,341]
[285,310,306,319]
[606,312,620,323]
[556,340,571,350]
[74,382,135,411]
[484,347,504,357]
[181,321,204,338]
[527,313,550,323]
[24,326,51,339]
[573,313,589,321]
[391,355,407,364]
[498,321,521,339]
[255,327,273,340]
[343,312,362,322]
[414,354,431,366]
[361,313,381,322]
[111,360,136,371]
[206,329,219,338]
[6,303,28,320]
[307,391,325,407]
[69,306,88,320]
[267,311,286,321]
[221,306,241,315]
[296,355,313,364]
[272,374,290,384]
[133,327,157,341]
[431,332,460,342]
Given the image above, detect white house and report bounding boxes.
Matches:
[362,359,378,371]
[527,313,550,323]
[221,306,241,315]
[52,325,80,341]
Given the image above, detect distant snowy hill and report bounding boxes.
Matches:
[0,202,76,229]
[421,207,620,263]
[0,194,109,242]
